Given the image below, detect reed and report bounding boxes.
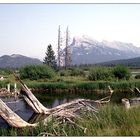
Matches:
[1,104,140,136]
[25,80,140,90]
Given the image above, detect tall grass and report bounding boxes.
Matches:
[25,80,140,91]
[2,78,140,94]
[1,104,140,136]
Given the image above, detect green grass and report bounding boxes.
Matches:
[1,69,140,91]
[1,104,140,136]
[21,79,140,91]
[1,79,140,92]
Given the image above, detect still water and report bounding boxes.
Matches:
[0,91,139,128]
[0,92,104,128]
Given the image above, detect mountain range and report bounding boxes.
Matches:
[71,35,140,65]
[0,54,42,68]
[1,36,140,68]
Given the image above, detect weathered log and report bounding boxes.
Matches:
[20,85,111,117]
[13,73,48,114]
[0,98,37,128]
[122,97,140,109]
[134,87,140,93]
[14,74,99,115]
[0,73,112,128]
[0,88,11,96]
[121,98,130,109]
[28,113,48,124]
[15,72,112,115]
[0,73,113,128]
[129,87,140,94]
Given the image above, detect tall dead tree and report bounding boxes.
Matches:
[57,25,63,68]
[65,26,72,69]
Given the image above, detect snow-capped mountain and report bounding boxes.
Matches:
[70,36,140,65]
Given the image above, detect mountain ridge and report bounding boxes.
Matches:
[0,54,42,68]
[95,56,140,67]
[1,36,140,68]
[70,36,140,65]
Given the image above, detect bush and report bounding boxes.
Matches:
[88,67,113,81]
[135,74,140,79]
[59,70,71,76]
[70,68,85,76]
[112,65,131,80]
[0,69,11,75]
[19,65,56,80]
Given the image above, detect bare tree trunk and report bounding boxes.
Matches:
[0,98,37,128]
[0,73,113,128]
[14,73,48,114]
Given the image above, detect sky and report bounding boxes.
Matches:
[0,4,140,60]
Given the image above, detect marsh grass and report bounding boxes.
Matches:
[1,71,140,92]
[1,104,140,136]
[21,80,140,94]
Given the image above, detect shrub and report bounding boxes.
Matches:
[135,74,140,79]
[59,70,71,76]
[70,68,85,76]
[88,67,113,81]
[19,65,55,80]
[0,69,11,75]
[112,65,131,80]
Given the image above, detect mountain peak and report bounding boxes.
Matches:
[70,35,140,65]
[11,54,23,58]
[72,35,99,47]
[74,35,98,42]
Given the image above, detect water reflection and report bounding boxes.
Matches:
[0,91,139,128]
[0,97,34,128]
[28,113,47,124]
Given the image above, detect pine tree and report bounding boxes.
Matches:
[43,44,57,69]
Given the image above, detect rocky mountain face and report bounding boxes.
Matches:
[0,54,42,68]
[1,36,140,68]
[70,35,140,65]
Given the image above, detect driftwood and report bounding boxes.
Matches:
[134,87,140,93]
[0,88,11,96]
[0,73,113,128]
[18,73,113,127]
[0,97,100,128]
[129,87,140,94]
[14,73,113,115]
[13,73,49,114]
[121,98,130,109]
[0,98,37,128]
[122,87,140,109]
[121,97,140,109]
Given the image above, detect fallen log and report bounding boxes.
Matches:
[14,74,114,116]
[0,98,37,128]
[14,73,113,114]
[14,73,48,114]
[0,97,99,128]
[0,73,113,128]
[121,98,130,109]
[134,87,140,93]
[16,74,113,124]
[0,88,11,97]
[129,87,140,94]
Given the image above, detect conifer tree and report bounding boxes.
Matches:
[43,44,57,69]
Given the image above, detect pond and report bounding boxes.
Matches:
[0,91,139,128]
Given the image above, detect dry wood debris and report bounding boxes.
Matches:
[0,73,113,129]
